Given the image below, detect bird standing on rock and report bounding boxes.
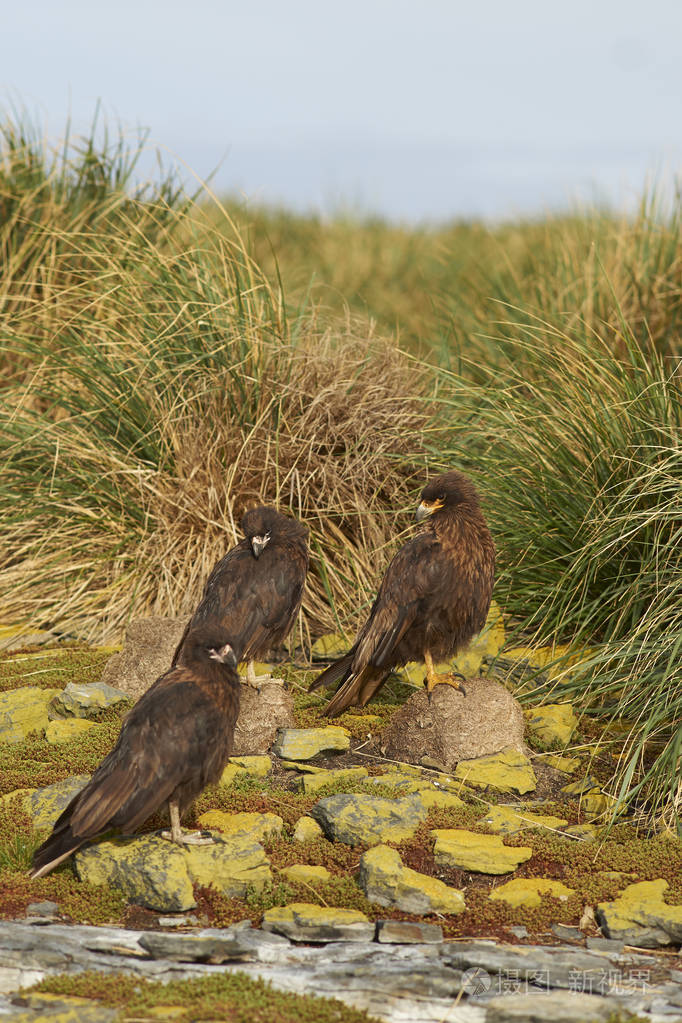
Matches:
[309,470,495,717]
[173,506,309,687]
[31,625,240,878]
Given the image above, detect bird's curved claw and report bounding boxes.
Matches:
[424,671,467,702]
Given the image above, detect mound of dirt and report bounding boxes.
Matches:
[379,676,526,771]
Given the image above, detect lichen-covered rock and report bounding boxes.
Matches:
[542,754,581,773]
[311,632,352,660]
[489,877,575,908]
[183,835,271,895]
[366,773,427,795]
[262,902,374,942]
[581,790,616,817]
[0,686,62,743]
[415,787,466,812]
[218,755,272,787]
[380,678,526,770]
[27,775,91,829]
[300,767,369,794]
[279,864,331,884]
[44,718,97,744]
[431,829,533,874]
[292,816,325,842]
[560,775,599,796]
[228,755,272,776]
[49,680,130,719]
[525,703,577,747]
[562,823,599,842]
[75,835,196,912]
[478,804,567,835]
[310,793,426,846]
[596,879,682,948]
[359,845,465,914]
[272,726,350,760]
[454,747,537,795]
[501,642,595,684]
[196,810,283,843]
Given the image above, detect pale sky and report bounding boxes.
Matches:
[4,0,682,220]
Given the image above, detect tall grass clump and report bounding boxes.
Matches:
[0,108,189,386]
[437,294,682,826]
[0,115,432,648]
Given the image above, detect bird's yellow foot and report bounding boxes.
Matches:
[423,671,467,699]
[161,828,214,846]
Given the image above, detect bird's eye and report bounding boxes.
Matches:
[438,493,446,501]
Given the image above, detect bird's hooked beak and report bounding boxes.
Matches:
[208,643,237,668]
[251,533,270,558]
[415,498,444,522]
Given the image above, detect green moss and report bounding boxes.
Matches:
[0,646,112,694]
[34,970,379,1023]
[0,717,123,795]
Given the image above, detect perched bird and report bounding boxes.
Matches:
[31,626,239,878]
[173,506,309,686]
[309,470,495,717]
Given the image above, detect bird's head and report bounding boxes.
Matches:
[415,470,481,522]
[241,505,308,558]
[183,626,238,669]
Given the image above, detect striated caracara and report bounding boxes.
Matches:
[309,470,495,717]
[31,625,240,878]
[173,506,309,685]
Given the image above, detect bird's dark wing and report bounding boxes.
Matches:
[176,540,307,665]
[352,531,445,671]
[310,531,445,714]
[31,669,233,877]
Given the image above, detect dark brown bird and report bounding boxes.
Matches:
[31,626,239,878]
[173,506,309,686]
[309,470,495,717]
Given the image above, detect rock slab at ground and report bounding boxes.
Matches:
[1,923,680,1023]
[311,792,426,846]
[0,686,62,743]
[359,845,465,914]
[272,726,350,760]
[74,832,271,911]
[432,828,533,874]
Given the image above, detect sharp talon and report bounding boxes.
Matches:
[161,829,214,846]
[424,672,467,697]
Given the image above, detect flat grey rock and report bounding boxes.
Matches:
[376,920,444,944]
[0,922,679,1023]
[485,990,637,1022]
[139,927,289,963]
[50,681,129,719]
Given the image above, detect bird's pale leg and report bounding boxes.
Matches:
[423,650,467,698]
[242,659,272,690]
[161,800,214,846]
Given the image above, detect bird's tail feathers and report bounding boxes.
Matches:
[31,828,84,879]
[308,654,353,693]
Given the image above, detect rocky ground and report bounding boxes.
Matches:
[0,608,681,1022]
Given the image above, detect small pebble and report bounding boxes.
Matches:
[157,915,199,928]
